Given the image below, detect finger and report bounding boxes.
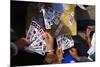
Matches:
[56,48,62,55]
[15,38,30,48]
[45,32,53,39]
[44,32,54,43]
[69,48,76,54]
[44,32,48,38]
[70,48,76,52]
[69,49,73,54]
[21,38,31,44]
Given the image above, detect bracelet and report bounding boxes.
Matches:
[46,49,54,53]
[45,47,54,53]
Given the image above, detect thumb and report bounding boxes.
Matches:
[69,49,73,54]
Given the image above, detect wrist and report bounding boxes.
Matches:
[45,46,54,53]
[46,49,54,53]
[46,44,53,50]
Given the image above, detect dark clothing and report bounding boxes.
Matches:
[72,35,89,57]
[90,53,95,61]
[80,57,92,62]
[11,50,45,66]
[11,28,45,66]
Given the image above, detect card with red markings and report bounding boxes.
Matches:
[56,34,74,51]
[25,21,46,55]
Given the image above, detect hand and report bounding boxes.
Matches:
[44,32,54,50]
[85,26,95,48]
[69,48,80,61]
[45,52,57,64]
[15,38,31,49]
[56,48,63,63]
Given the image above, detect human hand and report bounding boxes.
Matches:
[15,38,31,49]
[85,26,95,48]
[56,48,63,63]
[69,48,80,61]
[44,32,54,50]
[45,51,57,64]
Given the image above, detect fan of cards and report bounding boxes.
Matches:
[56,34,74,51]
[24,21,46,55]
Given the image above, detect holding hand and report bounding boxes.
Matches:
[15,38,31,49]
[44,32,54,50]
[69,48,80,61]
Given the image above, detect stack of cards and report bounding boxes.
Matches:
[56,34,74,51]
[25,21,46,55]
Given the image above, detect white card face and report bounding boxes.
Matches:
[56,34,74,50]
[26,25,34,41]
[31,21,41,30]
[42,8,51,29]
[25,33,46,55]
[32,36,45,50]
[42,7,62,30]
[35,50,45,55]
[39,29,45,40]
[69,12,74,25]
[62,38,71,50]
[55,23,64,37]
[45,7,61,25]
[52,17,60,25]
[56,35,62,48]
[26,21,41,41]
[45,8,55,21]
[62,34,74,50]
[25,21,46,55]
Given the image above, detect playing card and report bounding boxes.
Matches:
[24,46,45,55]
[26,26,35,41]
[39,28,45,40]
[69,12,74,25]
[56,35,62,48]
[25,36,46,55]
[56,34,74,51]
[45,7,61,25]
[62,34,74,50]
[31,21,41,30]
[51,16,60,25]
[55,23,64,37]
[45,7,55,21]
[42,8,51,29]
[25,21,46,55]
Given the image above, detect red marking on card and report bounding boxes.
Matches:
[69,12,74,25]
